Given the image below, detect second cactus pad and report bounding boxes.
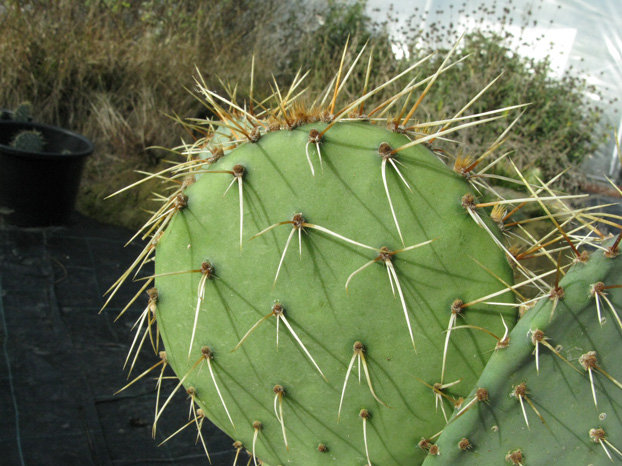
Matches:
[153,119,516,465]
[422,238,622,465]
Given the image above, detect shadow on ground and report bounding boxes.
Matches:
[0,213,236,465]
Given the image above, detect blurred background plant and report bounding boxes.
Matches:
[0,0,608,229]
[404,30,605,193]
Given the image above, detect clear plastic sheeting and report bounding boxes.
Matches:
[366,0,622,183]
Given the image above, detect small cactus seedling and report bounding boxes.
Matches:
[106,42,619,465]
[11,129,45,152]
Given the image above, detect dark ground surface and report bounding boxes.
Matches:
[0,213,237,466]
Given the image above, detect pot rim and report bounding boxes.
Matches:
[0,120,94,159]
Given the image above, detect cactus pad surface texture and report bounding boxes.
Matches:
[106,44,622,465]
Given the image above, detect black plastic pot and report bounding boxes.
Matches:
[0,121,94,226]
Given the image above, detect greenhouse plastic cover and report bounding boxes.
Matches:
[365,0,622,183]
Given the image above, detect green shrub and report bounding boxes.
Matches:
[407,31,604,193]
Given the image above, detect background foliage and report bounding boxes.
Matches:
[0,0,605,228]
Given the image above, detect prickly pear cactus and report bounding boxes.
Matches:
[421,237,622,465]
[11,129,44,152]
[148,116,518,465]
[107,44,621,465]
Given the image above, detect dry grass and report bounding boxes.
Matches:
[1,0,296,227]
[0,0,606,228]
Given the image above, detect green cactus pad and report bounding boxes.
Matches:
[423,239,622,465]
[11,129,44,152]
[152,120,516,465]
